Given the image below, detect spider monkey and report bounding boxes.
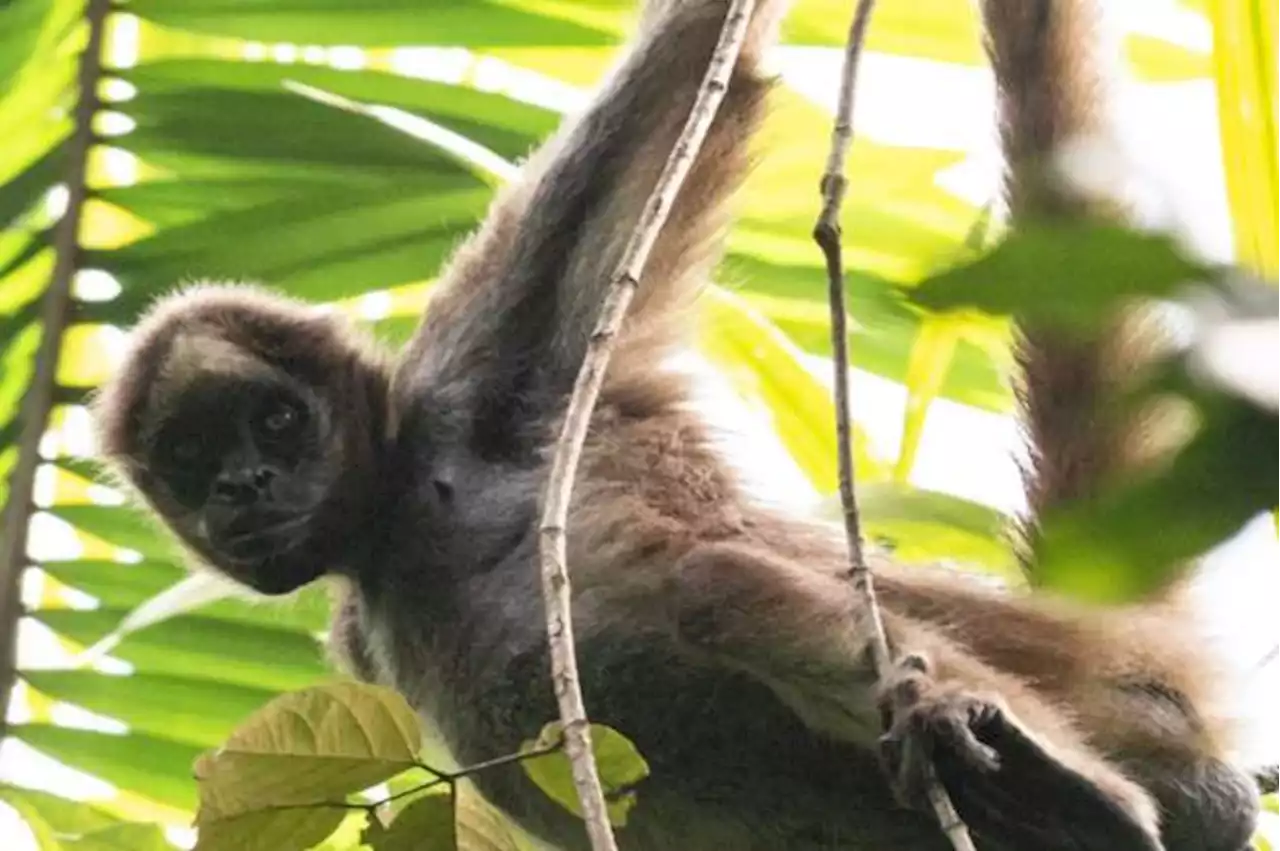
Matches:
[92,0,1260,848]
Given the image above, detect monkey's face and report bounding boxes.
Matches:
[93,286,388,596]
[134,368,342,594]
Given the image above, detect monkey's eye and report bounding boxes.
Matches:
[171,437,202,462]
[260,401,302,435]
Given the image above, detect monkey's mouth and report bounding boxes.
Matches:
[209,512,311,564]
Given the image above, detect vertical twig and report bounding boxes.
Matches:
[0,0,113,740]
[537,2,758,849]
[811,1,976,850]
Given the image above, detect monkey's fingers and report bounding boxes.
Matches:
[878,657,1003,810]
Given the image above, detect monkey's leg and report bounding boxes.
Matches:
[673,542,1164,850]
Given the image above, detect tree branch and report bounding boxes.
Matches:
[0,0,113,741]
[812,2,976,849]
[536,2,758,848]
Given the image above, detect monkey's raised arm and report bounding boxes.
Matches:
[395,0,784,459]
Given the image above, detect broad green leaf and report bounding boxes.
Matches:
[369,792,455,851]
[193,807,346,851]
[735,89,977,281]
[1207,0,1277,277]
[724,254,1010,412]
[13,725,203,811]
[311,812,379,851]
[455,782,534,851]
[0,786,120,838]
[195,683,422,819]
[0,142,66,230]
[38,559,333,633]
[0,0,50,88]
[99,179,375,230]
[1037,391,1278,601]
[0,79,72,188]
[47,504,176,560]
[699,287,841,493]
[64,823,172,851]
[707,85,1003,411]
[70,573,243,668]
[856,482,1017,578]
[49,455,114,487]
[784,0,981,62]
[895,316,960,480]
[128,0,615,47]
[520,722,649,828]
[129,60,558,162]
[0,786,66,851]
[23,671,278,748]
[1124,35,1210,82]
[39,559,189,608]
[31,608,328,692]
[96,187,489,314]
[910,222,1212,330]
[0,322,41,440]
[0,242,52,311]
[124,86,478,175]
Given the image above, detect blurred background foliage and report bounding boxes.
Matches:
[0,0,1274,848]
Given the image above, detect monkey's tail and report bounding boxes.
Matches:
[980,0,1167,566]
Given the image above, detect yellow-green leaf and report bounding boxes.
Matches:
[196,683,422,820]
[855,482,1018,579]
[520,723,649,828]
[896,316,961,480]
[194,807,346,851]
[1124,34,1211,82]
[64,823,171,851]
[370,792,455,851]
[0,786,119,841]
[785,0,983,63]
[701,286,844,492]
[1261,791,1278,814]
[1208,0,1278,277]
[0,790,64,851]
[455,783,531,851]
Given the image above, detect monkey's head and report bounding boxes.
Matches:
[93,285,390,595]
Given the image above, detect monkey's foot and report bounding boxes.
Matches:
[877,653,1165,851]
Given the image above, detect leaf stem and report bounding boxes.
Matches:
[0,0,113,741]
[413,740,562,786]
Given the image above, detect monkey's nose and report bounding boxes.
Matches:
[211,466,278,506]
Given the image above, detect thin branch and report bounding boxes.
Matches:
[414,739,562,785]
[0,0,113,741]
[811,1,976,849]
[536,2,758,848]
[242,742,568,816]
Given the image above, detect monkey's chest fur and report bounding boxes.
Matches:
[342,427,953,851]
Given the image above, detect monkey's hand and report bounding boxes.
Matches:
[879,653,1166,851]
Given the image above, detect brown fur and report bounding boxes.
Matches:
[92,0,1258,848]
[986,0,1177,556]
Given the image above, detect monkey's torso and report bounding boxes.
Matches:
[342,398,963,851]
